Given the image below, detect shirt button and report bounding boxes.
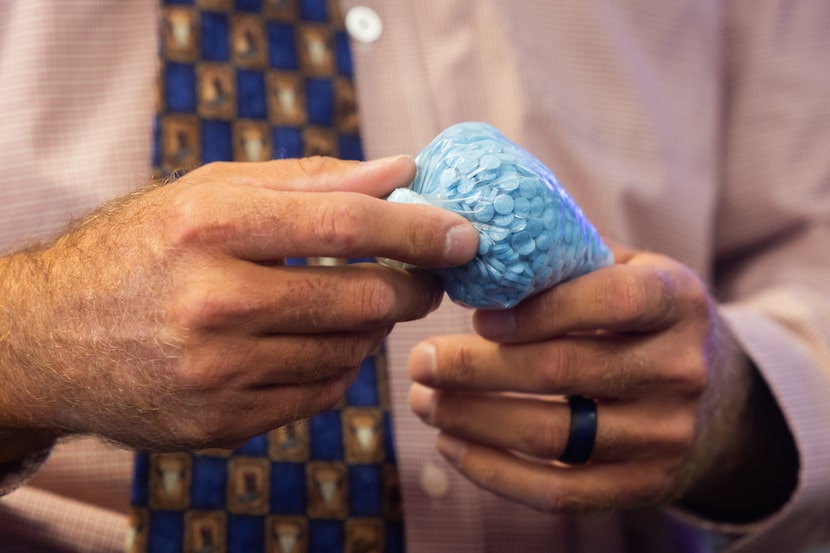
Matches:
[345,6,383,44]
[419,461,450,499]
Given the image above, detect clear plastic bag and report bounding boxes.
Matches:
[388,122,614,309]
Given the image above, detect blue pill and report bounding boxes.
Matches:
[494,194,515,215]
[474,203,495,222]
[479,154,502,170]
[513,197,531,215]
[493,212,515,227]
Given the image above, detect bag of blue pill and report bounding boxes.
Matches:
[387,122,614,310]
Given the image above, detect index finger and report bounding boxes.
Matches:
[168,156,480,267]
[206,187,479,267]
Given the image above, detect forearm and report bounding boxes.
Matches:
[1,249,62,475]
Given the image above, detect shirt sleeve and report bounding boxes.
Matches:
[0,444,52,497]
[706,1,830,550]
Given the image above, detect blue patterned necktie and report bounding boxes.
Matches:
[128,2,404,552]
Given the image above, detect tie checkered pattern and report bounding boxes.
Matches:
[128,2,404,552]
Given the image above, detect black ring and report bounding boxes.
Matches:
[558,396,598,465]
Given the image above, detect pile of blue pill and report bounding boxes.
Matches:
[387,122,614,309]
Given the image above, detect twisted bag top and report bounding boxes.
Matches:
[388,122,614,309]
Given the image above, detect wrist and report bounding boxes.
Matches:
[677,355,798,523]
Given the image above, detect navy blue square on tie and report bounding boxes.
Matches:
[309,411,344,460]
[273,127,303,158]
[339,134,364,161]
[165,63,197,113]
[131,453,151,506]
[348,465,382,516]
[165,0,194,4]
[228,515,265,552]
[237,70,267,119]
[309,520,345,553]
[201,120,233,162]
[267,22,299,70]
[234,0,261,12]
[190,456,229,509]
[305,78,334,127]
[334,31,353,76]
[300,0,329,22]
[201,11,231,61]
[269,462,307,514]
[346,356,380,406]
[235,433,269,456]
[148,511,185,553]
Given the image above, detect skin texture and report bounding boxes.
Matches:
[408,243,797,522]
[0,155,479,453]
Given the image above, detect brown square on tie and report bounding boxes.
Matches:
[268,420,311,462]
[266,70,307,126]
[234,120,273,162]
[306,461,348,518]
[264,0,299,22]
[184,511,227,553]
[342,407,385,464]
[297,24,334,77]
[158,114,201,174]
[345,518,384,553]
[196,0,233,11]
[266,516,309,553]
[227,457,271,515]
[162,7,200,62]
[302,126,337,158]
[148,452,193,510]
[197,63,236,120]
[231,13,268,69]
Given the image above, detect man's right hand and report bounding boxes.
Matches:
[0,155,478,452]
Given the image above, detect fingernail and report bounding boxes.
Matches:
[408,342,437,384]
[436,433,467,465]
[444,223,480,266]
[473,309,516,340]
[408,383,436,423]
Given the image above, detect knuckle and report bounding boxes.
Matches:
[604,271,651,323]
[177,355,229,392]
[173,284,231,331]
[314,199,363,253]
[329,333,382,374]
[538,486,579,513]
[667,351,708,397]
[167,186,227,248]
[636,469,678,506]
[522,416,565,459]
[661,418,697,457]
[403,214,442,262]
[355,279,396,325]
[295,155,331,177]
[470,456,502,492]
[445,343,479,384]
[537,343,578,392]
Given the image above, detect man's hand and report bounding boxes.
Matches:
[408,243,797,521]
[0,155,478,452]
